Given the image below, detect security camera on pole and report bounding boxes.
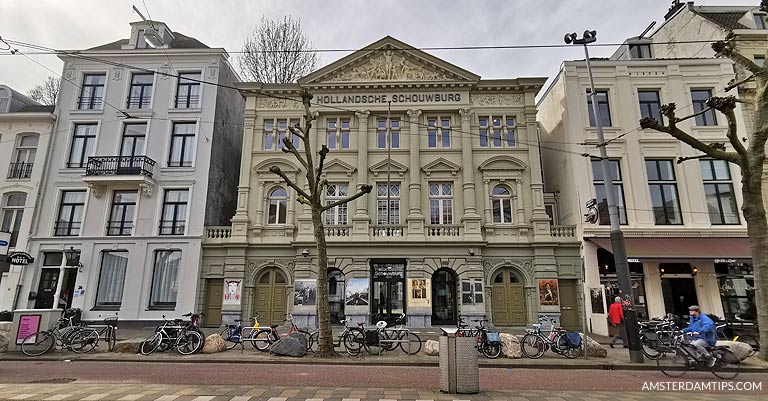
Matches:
[564,30,644,363]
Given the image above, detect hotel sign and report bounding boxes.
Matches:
[316,92,463,105]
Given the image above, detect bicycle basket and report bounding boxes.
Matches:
[486,331,501,344]
[365,330,380,347]
[565,332,582,348]
[228,326,240,341]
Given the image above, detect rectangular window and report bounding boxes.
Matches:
[587,90,612,127]
[591,159,628,225]
[267,187,288,224]
[478,116,516,148]
[691,89,717,126]
[429,183,453,224]
[55,190,86,236]
[135,29,148,49]
[461,279,484,305]
[175,72,201,108]
[159,189,188,235]
[1,193,26,247]
[168,122,196,167]
[629,44,652,59]
[646,159,683,225]
[376,118,400,149]
[263,118,300,151]
[127,73,153,109]
[755,14,766,29]
[700,159,740,225]
[150,250,181,309]
[78,73,105,110]
[120,123,147,157]
[68,124,97,168]
[95,251,128,308]
[376,183,400,224]
[755,55,765,66]
[427,116,451,148]
[326,117,350,149]
[324,184,349,226]
[107,191,137,236]
[638,90,662,123]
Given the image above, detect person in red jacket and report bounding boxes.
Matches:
[608,296,626,348]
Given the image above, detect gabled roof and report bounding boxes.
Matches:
[87,32,209,51]
[694,10,749,30]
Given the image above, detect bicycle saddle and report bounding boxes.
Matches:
[357,322,365,326]
[234,319,242,323]
[270,324,279,329]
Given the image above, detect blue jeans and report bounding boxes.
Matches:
[691,338,711,361]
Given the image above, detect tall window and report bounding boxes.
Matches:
[638,90,662,123]
[1,193,26,247]
[646,159,683,225]
[168,122,196,167]
[120,123,147,157]
[587,90,612,127]
[629,43,652,59]
[175,72,201,108]
[429,183,453,224]
[701,159,740,225]
[159,189,188,235]
[427,116,451,148]
[267,187,288,224]
[591,159,627,225]
[55,190,86,236]
[377,118,400,149]
[325,184,349,226]
[479,116,515,148]
[127,73,153,109]
[9,134,38,179]
[691,89,717,126]
[376,183,400,224]
[264,118,300,151]
[68,124,97,168]
[95,251,128,308]
[78,73,106,110]
[107,191,137,236]
[0,87,9,112]
[755,14,767,29]
[491,185,513,224]
[135,29,148,49]
[326,117,350,149]
[150,250,181,309]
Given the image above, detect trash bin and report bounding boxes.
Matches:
[439,328,479,394]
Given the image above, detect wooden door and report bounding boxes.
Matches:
[491,269,526,326]
[34,268,59,309]
[253,268,287,325]
[204,279,223,327]
[559,279,580,330]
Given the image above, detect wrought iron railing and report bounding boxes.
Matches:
[85,156,156,177]
[7,162,33,179]
[77,96,103,110]
[175,94,200,108]
[126,95,152,109]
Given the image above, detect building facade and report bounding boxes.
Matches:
[0,86,55,312]
[201,37,582,329]
[18,20,243,321]
[538,55,753,336]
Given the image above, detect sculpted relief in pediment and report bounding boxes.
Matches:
[325,50,456,82]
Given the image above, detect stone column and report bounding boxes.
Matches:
[516,179,525,224]
[406,109,425,240]
[522,106,551,241]
[482,179,492,224]
[252,181,266,236]
[231,110,256,243]
[352,110,371,239]
[459,108,482,240]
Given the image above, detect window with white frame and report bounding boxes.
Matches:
[95,251,128,308]
[149,250,181,309]
[491,185,513,224]
[78,74,106,110]
[168,122,196,167]
[175,72,201,108]
[55,190,86,236]
[159,189,188,235]
[264,118,301,151]
[9,134,38,179]
[376,183,400,224]
[1,192,26,247]
[325,184,349,226]
[479,116,515,148]
[68,124,97,168]
[326,117,350,149]
[427,116,451,148]
[429,183,453,224]
[376,118,400,149]
[135,29,149,49]
[267,187,288,224]
[461,279,484,305]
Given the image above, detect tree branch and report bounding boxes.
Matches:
[269,166,311,200]
[708,96,748,159]
[281,136,309,171]
[675,107,713,123]
[321,185,373,212]
[288,125,305,141]
[315,145,329,188]
[712,39,767,77]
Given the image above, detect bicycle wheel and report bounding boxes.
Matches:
[711,349,741,380]
[520,334,546,359]
[70,329,100,353]
[657,349,690,378]
[140,332,163,355]
[481,341,502,359]
[176,330,204,355]
[641,336,663,360]
[378,329,398,351]
[107,327,117,352]
[306,331,318,353]
[735,335,759,357]
[251,329,272,351]
[21,331,55,357]
[341,331,361,356]
[220,328,239,351]
[400,332,422,355]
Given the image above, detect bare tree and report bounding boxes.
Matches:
[270,89,372,357]
[640,34,767,360]
[237,16,319,83]
[27,76,59,106]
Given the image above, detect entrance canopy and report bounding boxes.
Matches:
[587,237,751,260]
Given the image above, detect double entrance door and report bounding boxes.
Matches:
[371,262,405,324]
[253,268,288,326]
[491,268,526,326]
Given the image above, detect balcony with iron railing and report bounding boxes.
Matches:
[77,96,103,110]
[82,156,156,192]
[174,94,200,109]
[7,162,33,179]
[126,95,152,109]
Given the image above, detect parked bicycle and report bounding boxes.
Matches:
[253,313,317,352]
[140,314,205,355]
[220,314,271,351]
[335,319,367,356]
[456,315,501,359]
[657,332,741,379]
[715,320,759,357]
[21,309,100,357]
[81,313,118,352]
[638,315,681,359]
[520,316,582,359]
[376,313,422,355]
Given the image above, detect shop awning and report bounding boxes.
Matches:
[587,237,752,260]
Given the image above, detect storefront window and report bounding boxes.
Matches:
[371,262,405,324]
[597,248,648,318]
[716,261,756,321]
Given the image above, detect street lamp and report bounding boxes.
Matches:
[564,30,644,363]
[64,246,80,266]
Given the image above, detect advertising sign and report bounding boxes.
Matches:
[538,279,559,306]
[16,315,41,344]
[223,279,242,305]
[7,251,34,265]
[294,280,317,306]
[0,232,10,256]
[345,279,369,306]
[407,279,431,307]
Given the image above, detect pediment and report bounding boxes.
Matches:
[299,36,480,85]
[254,158,300,174]
[369,158,408,178]
[321,158,357,177]
[421,157,462,177]
[478,156,527,172]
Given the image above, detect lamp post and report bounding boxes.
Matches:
[564,30,644,363]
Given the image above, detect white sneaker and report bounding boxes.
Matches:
[707,356,717,368]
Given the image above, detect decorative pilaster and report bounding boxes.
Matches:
[296,182,314,242]
[459,108,482,240]
[516,179,525,224]
[523,111,551,240]
[406,109,425,240]
[231,113,256,242]
[482,179,492,224]
[352,110,371,239]
[252,181,266,236]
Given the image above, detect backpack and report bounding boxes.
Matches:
[565,332,582,348]
[486,332,501,344]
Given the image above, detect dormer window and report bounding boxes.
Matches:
[0,88,9,113]
[629,43,652,59]
[755,14,766,29]
[136,29,149,49]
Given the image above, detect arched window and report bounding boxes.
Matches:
[491,185,513,223]
[1,192,27,247]
[267,187,288,224]
[10,134,39,179]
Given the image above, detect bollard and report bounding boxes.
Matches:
[439,327,479,394]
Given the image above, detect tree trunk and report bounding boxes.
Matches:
[311,203,335,357]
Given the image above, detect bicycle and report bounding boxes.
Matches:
[520,316,582,359]
[81,314,118,352]
[220,314,271,351]
[657,332,741,380]
[456,315,501,359]
[638,316,681,360]
[335,319,368,356]
[140,315,205,355]
[715,320,759,357]
[21,313,100,357]
[377,313,422,355]
[253,313,317,352]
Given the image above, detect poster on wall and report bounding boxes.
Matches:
[408,279,431,307]
[538,279,559,306]
[590,287,605,314]
[345,278,369,306]
[294,280,317,306]
[223,279,242,305]
[16,315,41,344]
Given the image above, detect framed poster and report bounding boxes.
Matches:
[408,278,431,307]
[590,287,605,314]
[538,279,559,306]
[223,279,242,305]
[16,314,41,344]
[294,280,317,306]
[345,278,369,306]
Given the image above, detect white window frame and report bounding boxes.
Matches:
[429,182,454,225]
[325,117,351,150]
[491,184,514,224]
[376,183,400,225]
[1,192,26,247]
[267,186,288,225]
[263,117,301,151]
[324,183,349,226]
[479,115,516,148]
[376,117,401,149]
[427,115,452,149]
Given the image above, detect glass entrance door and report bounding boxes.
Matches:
[432,269,457,325]
[371,262,405,324]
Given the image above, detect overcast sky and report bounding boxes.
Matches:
[0,0,754,94]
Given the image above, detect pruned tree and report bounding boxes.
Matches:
[237,16,319,83]
[270,89,372,357]
[640,29,768,359]
[27,76,59,105]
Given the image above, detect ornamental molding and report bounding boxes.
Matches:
[322,49,459,83]
[471,93,524,107]
[255,97,303,110]
[421,157,461,177]
[139,182,154,198]
[87,183,103,199]
[369,158,408,178]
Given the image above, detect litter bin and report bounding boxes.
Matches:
[439,327,479,394]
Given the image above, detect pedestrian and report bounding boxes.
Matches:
[682,305,717,367]
[608,296,626,348]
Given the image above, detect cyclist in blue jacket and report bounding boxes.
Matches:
[682,305,717,367]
